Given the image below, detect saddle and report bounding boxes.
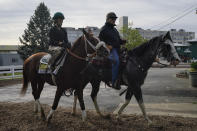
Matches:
[38,51,67,75]
[83,48,129,84]
[91,47,128,69]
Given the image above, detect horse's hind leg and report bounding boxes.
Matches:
[47,87,63,123]
[116,87,133,118]
[133,86,152,123]
[31,81,39,113]
[71,91,78,115]
[31,81,46,120]
[37,81,45,120]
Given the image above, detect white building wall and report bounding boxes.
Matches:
[136,28,195,44]
[64,27,100,44]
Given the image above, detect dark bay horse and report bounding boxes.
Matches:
[20,29,105,122]
[72,31,181,123]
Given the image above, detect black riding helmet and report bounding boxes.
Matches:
[106,12,118,20]
[53,12,65,20]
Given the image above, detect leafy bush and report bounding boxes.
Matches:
[190,62,197,71]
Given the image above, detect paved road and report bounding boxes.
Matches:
[0,68,197,117]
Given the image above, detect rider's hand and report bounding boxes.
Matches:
[106,45,113,50]
[59,42,63,45]
[121,39,127,45]
[155,58,160,62]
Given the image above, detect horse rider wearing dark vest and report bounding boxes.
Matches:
[48,12,71,72]
[99,12,126,90]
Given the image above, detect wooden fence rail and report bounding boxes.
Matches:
[0,65,23,79]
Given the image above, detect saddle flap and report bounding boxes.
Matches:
[40,54,52,64]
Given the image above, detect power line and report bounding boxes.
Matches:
[149,5,197,30]
[158,7,196,30]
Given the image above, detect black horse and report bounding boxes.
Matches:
[71,31,181,123]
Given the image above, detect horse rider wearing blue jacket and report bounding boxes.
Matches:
[99,12,126,90]
[48,12,71,72]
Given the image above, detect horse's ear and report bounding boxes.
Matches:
[162,31,173,42]
[82,28,89,37]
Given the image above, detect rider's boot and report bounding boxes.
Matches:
[112,78,121,90]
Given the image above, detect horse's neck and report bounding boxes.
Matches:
[64,37,87,68]
[140,41,160,71]
[71,38,87,57]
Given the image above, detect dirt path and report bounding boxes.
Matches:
[0,79,22,87]
[0,102,197,131]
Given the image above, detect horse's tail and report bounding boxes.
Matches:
[20,61,30,96]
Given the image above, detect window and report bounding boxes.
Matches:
[11,58,18,63]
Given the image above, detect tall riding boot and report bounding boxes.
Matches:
[112,78,121,90]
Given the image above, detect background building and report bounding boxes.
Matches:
[0,45,23,66]
[64,26,100,44]
[188,39,197,59]
[136,28,195,44]
[117,16,128,30]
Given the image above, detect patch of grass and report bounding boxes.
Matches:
[0,72,22,76]
[192,102,197,104]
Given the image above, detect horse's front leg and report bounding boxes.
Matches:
[90,80,104,117]
[76,88,87,121]
[133,86,152,123]
[47,87,63,123]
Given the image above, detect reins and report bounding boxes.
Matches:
[66,35,97,61]
[156,61,170,68]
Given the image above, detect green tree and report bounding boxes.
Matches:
[18,2,53,60]
[120,26,147,50]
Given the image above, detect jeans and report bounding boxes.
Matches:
[108,48,119,84]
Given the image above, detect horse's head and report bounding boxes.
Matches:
[158,31,181,66]
[82,29,110,58]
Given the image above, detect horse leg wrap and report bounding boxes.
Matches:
[81,110,87,121]
[138,102,152,123]
[116,99,130,118]
[72,96,78,115]
[47,109,55,121]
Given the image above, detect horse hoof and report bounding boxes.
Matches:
[147,119,153,124]
[47,116,52,124]
[42,115,46,121]
[41,112,46,121]
[116,115,121,121]
[71,112,76,116]
[103,114,111,119]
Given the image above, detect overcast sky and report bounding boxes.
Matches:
[0,0,197,45]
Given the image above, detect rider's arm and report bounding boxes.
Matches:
[49,28,59,46]
[62,28,71,49]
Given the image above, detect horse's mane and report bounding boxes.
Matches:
[70,35,83,51]
[128,36,160,57]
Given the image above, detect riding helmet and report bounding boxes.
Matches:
[53,12,65,20]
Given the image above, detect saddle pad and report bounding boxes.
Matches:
[38,63,51,74]
[38,54,51,74]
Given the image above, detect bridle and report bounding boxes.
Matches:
[66,35,98,61]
